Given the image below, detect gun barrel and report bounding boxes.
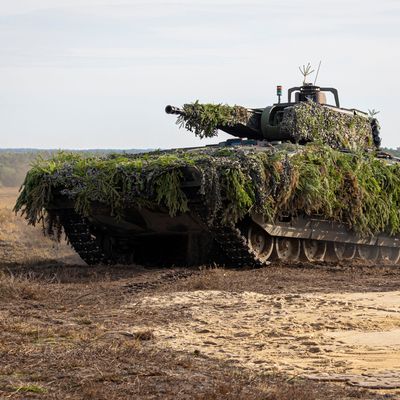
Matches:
[165,105,185,115]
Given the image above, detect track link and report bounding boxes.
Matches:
[58,209,108,265]
[210,223,266,267]
[190,201,266,268]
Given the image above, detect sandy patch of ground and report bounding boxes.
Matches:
[128,289,400,389]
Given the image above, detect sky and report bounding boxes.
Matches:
[0,0,399,149]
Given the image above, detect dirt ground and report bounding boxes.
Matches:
[1,187,400,399]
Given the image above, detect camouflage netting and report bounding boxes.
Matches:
[176,101,374,151]
[281,102,374,151]
[14,144,400,239]
[176,101,252,138]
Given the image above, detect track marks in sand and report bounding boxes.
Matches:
[125,290,400,389]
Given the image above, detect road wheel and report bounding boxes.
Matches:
[247,224,275,262]
[275,237,301,262]
[302,239,327,262]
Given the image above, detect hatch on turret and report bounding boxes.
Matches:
[286,84,340,107]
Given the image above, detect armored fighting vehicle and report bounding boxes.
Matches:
[15,81,400,267]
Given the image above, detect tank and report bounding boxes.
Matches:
[15,82,400,267]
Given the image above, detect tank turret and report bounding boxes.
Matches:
[166,83,381,150]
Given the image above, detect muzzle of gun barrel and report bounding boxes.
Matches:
[165,105,184,115]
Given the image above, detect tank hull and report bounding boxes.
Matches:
[16,141,400,267]
[49,185,400,267]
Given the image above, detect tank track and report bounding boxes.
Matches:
[58,209,108,265]
[190,201,265,268]
[56,204,400,267]
[210,223,265,268]
[58,204,266,268]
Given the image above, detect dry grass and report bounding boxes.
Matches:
[0,262,385,399]
[0,207,13,224]
[0,187,397,399]
[171,267,235,291]
[0,270,46,300]
[192,378,318,400]
[0,188,80,267]
[0,263,390,400]
[0,187,20,207]
[0,316,366,400]
[163,264,400,295]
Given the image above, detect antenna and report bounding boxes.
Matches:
[313,61,322,85]
[368,109,380,118]
[299,63,315,85]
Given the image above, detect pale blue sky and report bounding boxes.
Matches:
[1,0,399,149]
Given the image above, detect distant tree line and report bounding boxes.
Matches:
[0,149,146,188]
[383,147,400,158]
[0,152,48,187]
